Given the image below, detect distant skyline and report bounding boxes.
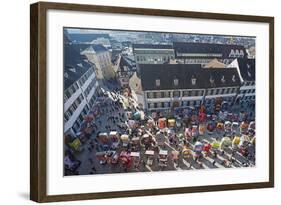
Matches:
[65,28,256,40]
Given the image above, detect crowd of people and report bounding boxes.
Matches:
[64,84,256,176]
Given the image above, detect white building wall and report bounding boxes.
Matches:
[181,96,204,101]
[240,85,255,90]
[238,83,255,101]
[64,100,88,132]
[64,87,83,112]
[146,97,171,102]
[64,69,100,134]
[134,49,175,64]
[205,93,237,99]
[86,81,99,102]
[80,71,96,91]
[143,86,242,110]
[144,89,205,110]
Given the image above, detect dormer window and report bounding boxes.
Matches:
[240,50,244,57]
[70,68,76,73]
[229,49,235,58]
[221,75,226,83]
[235,49,240,57]
[210,76,215,85]
[64,72,69,78]
[247,70,252,77]
[155,79,160,87]
[191,75,197,85]
[232,75,236,82]
[247,64,252,77]
[174,78,179,86]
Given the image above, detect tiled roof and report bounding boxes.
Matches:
[237,58,255,81]
[139,64,241,90]
[173,42,247,59]
[64,43,93,90]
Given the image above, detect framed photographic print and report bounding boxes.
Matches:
[30,1,274,202]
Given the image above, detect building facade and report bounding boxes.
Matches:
[133,44,175,65]
[138,64,241,111]
[116,55,137,88]
[81,44,115,80]
[64,43,100,135]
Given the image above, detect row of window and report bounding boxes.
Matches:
[147,91,170,99]
[182,100,201,106]
[89,92,98,107]
[240,89,255,94]
[206,87,237,95]
[155,77,196,88]
[147,100,202,109]
[147,90,203,99]
[84,78,97,97]
[135,50,173,55]
[146,94,254,109]
[78,68,94,87]
[64,69,95,103]
[64,82,79,103]
[98,53,111,66]
[72,105,90,133]
[64,94,84,122]
[178,53,222,58]
[146,88,236,99]
[180,58,232,65]
[242,95,255,101]
[205,96,234,104]
[183,90,204,97]
[183,59,212,65]
[136,55,174,62]
[147,102,170,109]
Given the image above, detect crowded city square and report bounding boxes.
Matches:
[63,29,256,176]
[64,80,256,176]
